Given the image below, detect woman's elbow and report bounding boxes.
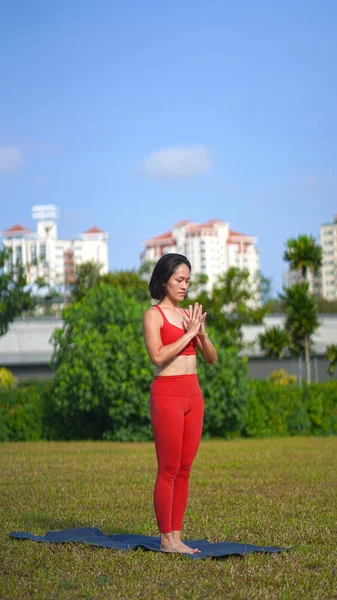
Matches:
[208,353,218,365]
[151,354,164,367]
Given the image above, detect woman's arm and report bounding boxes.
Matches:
[196,332,218,364]
[143,307,201,367]
[182,305,217,365]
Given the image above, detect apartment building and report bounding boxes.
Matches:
[1,205,108,289]
[321,214,337,300]
[141,219,260,292]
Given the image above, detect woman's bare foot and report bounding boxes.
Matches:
[160,531,200,554]
[160,541,200,554]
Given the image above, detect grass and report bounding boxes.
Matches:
[1,437,337,599]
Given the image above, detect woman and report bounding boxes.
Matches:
[143,253,217,554]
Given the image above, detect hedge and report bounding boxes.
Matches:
[0,378,336,442]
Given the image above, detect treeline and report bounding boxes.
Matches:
[1,233,337,443]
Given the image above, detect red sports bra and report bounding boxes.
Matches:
[153,304,197,356]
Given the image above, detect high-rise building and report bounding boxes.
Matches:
[283,269,322,297]
[321,214,337,300]
[1,205,109,290]
[141,219,259,292]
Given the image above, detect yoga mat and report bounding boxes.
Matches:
[10,527,288,560]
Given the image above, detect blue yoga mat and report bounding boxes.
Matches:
[10,527,287,559]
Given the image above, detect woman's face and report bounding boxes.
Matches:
[165,263,190,302]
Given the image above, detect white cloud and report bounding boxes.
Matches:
[140,144,212,179]
[0,146,24,173]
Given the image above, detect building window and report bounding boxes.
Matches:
[40,244,46,260]
[7,248,13,270]
[31,245,37,263]
[15,246,22,264]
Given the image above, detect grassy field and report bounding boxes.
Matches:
[1,438,337,599]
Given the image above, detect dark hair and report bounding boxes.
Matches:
[149,253,192,301]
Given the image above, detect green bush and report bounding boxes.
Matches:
[245,380,337,438]
[0,382,51,441]
[0,367,16,389]
[1,377,337,442]
[304,381,337,435]
[199,341,250,438]
[50,283,153,441]
[268,369,297,386]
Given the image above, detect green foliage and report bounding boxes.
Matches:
[0,249,32,337]
[245,380,337,437]
[245,381,311,437]
[0,367,16,389]
[326,344,337,376]
[257,271,273,305]
[283,234,323,279]
[70,260,102,302]
[303,382,337,435]
[280,282,319,357]
[1,375,337,441]
[50,282,153,440]
[101,270,149,303]
[259,326,290,359]
[198,337,250,438]
[0,382,50,441]
[189,267,266,347]
[268,369,297,386]
[264,298,286,313]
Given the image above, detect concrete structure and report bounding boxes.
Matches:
[321,214,337,300]
[1,205,109,290]
[1,315,336,382]
[141,219,259,292]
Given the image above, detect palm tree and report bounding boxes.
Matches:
[259,326,290,360]
[284,234,322,281]
[280,282,319,383]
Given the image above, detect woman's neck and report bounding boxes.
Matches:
[160,297,179,310]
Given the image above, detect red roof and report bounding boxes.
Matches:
[155,231,172,239]
[201,219,224,226]
[173,220,193,227]
[228,229,251,238]
[3,224,31,233]
[83,226,104,234]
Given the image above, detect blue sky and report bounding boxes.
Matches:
[1,0,336,294]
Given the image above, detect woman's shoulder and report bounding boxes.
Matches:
[143,305,162,329]
[143,304,160,319]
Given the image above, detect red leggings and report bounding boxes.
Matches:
[150,374,204,533]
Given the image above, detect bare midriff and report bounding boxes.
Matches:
[154,355,197,377]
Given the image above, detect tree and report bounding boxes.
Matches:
[138,260,156,279]
[280,282,319,383]
[50,282,153,440]
[101,270,149,303]
[259,326,290,359]
[283,234,322,281]
[0,250,32,337]
[264,298,286,314]
[188,267,266,347]
[256,271,273,306]
[70,261,102,302]
[326,344,337,376]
